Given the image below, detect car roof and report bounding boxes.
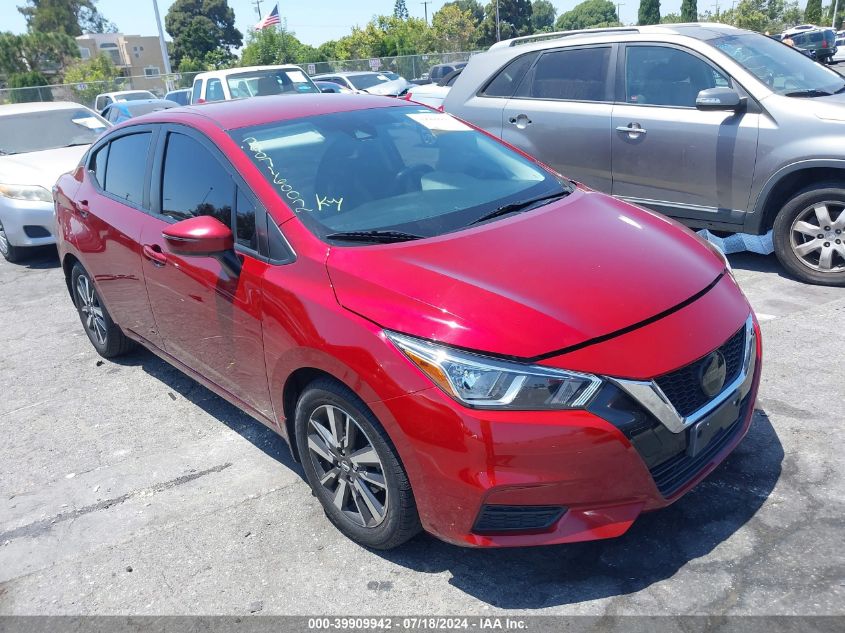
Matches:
[126,93,410,131]
[98,90,154,98]
[0,101,92,116]
[194,65,305,81]
[117,99,180,109]
[314,71,382,77]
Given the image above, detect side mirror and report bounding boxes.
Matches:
[162,215,241,276]
[696,87,744,112]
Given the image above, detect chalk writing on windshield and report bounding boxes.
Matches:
[244,137,312,214]
[316,195,343,213]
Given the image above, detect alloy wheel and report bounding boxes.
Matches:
[790,201,845,272]
[306,404,389,528]
[76,274,107,346]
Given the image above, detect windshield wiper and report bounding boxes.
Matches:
[468,190,570,226]
[784,88,834,97]
[325,229,425,243]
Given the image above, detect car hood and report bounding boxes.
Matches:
[363,78,412,96]
[326,189,726,359]
[0,145,89,190]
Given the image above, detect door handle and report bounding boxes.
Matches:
[142,244,168,267]
[508,114,532,129]
[616,123,647,136]
[76,199,90,219]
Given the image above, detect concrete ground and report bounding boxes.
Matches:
[0,247,843,616]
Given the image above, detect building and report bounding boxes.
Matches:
[76,33,169,93]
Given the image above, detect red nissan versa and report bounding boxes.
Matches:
[54,94,762,549]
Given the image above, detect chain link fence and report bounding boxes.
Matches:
[0,51,479,108]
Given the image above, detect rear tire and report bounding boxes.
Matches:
[773,183,845,287]
[0,220,23,263]
[71,263,136,358]
[295,377,421,549]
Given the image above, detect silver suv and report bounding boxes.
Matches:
[444,23,845,286]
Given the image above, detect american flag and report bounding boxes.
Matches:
[255,4,281,30]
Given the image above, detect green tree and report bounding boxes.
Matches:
[165,0,243,66]
[555,0,619,30]
[443,0,485,23]
[63,53,121,107]
[240,24,325,66]
[661,11,685,21]
[681,0,698,21]
[781,1,803,26]
[394,0,410,19]
[732,0,769,30]
[638,0,661,25]
[433,4,478,51]
[378,15,435,56]
[531,0,557,30]
[828,1,844,29]
[7,71,52,103]
[0,31,78,75]
[17,0,114,36]
[804,0,822,23]
[479,0,534,44]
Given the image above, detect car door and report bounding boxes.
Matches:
[501,45,615,192]
[611,44,760,226]
[139,126,274,418]
[73,128,163,348]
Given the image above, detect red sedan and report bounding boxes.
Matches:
[54,95,761,549]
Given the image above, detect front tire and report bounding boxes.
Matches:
[0,220,23,263]
[71,264,136,358]
[295,378,421,549]
[773,184,845,286]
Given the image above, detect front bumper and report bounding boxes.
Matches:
[371,314,762,548]
[0,197,56,248]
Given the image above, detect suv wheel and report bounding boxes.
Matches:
[295,378,421,549]
[773,184,845,286]
[0,220,23,263]
[71,263,136,357]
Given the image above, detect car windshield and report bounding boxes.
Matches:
[0,108,107,155]
[230,106,570,241]
[226,69,319,98]
[126,102,177,116]
[710,32,845,95]
[347,73,394,90]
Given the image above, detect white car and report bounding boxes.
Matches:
[191,65,320,103]
[93,90,156,112]
[834,37,845,63]
[0,102,109,262]
[401,68,464,110]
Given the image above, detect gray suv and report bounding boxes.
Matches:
[444,24,845,286]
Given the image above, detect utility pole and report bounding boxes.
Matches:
[616,2,624,24]
[151,0,172,90]
[253,0,264,19]
[833,0,840,28]
[420,1,431,25]
[496,0,501,41]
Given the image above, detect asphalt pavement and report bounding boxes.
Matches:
[0,247,843,616]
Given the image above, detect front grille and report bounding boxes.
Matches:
[472,505,565,534]
[655,325,746,417]
[650,393,752,497]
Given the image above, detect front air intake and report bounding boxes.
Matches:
[472,505,565,534]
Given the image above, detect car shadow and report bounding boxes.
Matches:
[112,348,302,476]
[726,251,788,277]
[374,408,783,609]
[7,245,60,269]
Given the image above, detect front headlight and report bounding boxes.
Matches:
[0,184,53,203]
[386,331,603,410]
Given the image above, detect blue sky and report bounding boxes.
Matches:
[5,0,808,46]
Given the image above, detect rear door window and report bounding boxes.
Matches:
[206,78,225,102]
[192,80,203,103]
[104,132,151,207]
[481,52,539,98]
[160,132,234,226]
[516,47,611,101]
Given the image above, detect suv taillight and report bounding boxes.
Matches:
[823,39,829,48]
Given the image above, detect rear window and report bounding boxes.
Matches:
[516,47,610,102]
[481,52,539,98]
[103,132,151,207]
[226,68,319,98]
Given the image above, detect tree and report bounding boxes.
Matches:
[0,31,78,75]
[240,24,326,66]
[394,0,410,19]
[828,1,844,29]
[479,0,533,44]
[165,0,243,66]
[556,0,619,30]
[804,0,822,23]
[638,0,661,25]
[378,15,435,56]
[732,0,769,30]
[681,0,698,21]
[661,12,685,21]
[63,53,121,107]
[443,0,485,23]
[531,0,557,30]
[17,0,114,36]
[433,4,478,51]
[781,0,802,26]
[7,71,52,103]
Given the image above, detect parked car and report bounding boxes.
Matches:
[834,36,845,63]
[191,65,320,103]
[429,62,467,83]
[101,99,180,124]
[94,90,156,112]
[55,94,761,549]
[164,88,192,105]
[402,68,464,110]
[445,23,845,285]
[790,28,837,64]
[315,80,353,94]
[312,71,412,96]
[0,101,108,262]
